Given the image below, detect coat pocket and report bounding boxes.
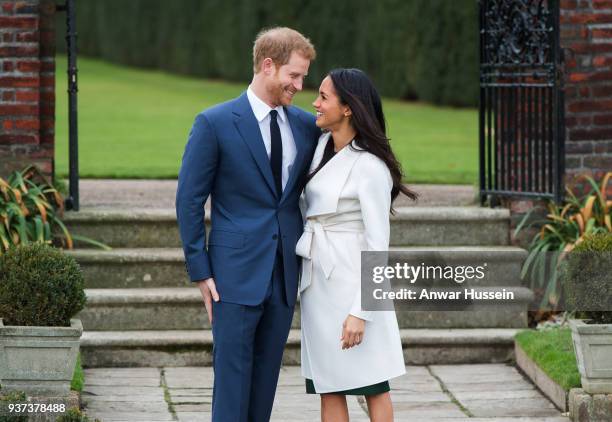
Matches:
[207,229,245,249]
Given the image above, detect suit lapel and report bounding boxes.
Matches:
[281,107,307,203]
[232,93,278,200]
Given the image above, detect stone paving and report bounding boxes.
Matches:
[82,364,570,422]
[74,179,477,209]
[75,180,560,421]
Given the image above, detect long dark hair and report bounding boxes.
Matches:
[309,68,417,211]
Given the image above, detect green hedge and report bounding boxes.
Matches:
[56,0,478,106]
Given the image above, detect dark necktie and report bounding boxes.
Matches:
[269,110,283,198]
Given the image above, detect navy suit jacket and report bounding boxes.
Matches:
[176,92,319,307]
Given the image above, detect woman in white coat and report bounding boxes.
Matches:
[297,68,417,421]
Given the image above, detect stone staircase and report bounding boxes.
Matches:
[65,206,533,368]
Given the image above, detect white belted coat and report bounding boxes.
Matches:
[296,132,406,393]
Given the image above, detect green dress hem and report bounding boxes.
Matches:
[305,378,390,395]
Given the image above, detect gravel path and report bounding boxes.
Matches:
[73,179,477,209]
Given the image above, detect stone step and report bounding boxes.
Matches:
[79,328,522,367]
[78,287,533,331]
[67,246,526,289]
[64,206,510,248]
[389,207,509,246]
[77,288,296,331]
[67,248,186,288]
[65,208,180,249]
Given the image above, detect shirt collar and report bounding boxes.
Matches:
[247,85,287,124]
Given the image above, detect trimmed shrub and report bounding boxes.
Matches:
[0,243,86,327]
[562,232,612,324]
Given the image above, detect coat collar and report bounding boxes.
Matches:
[305,132,363,218]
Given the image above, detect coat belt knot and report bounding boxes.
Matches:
[296,213,364,292]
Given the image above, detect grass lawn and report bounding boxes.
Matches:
[71,352,83,392]
[55,55,478,184]
[515,327,581,391]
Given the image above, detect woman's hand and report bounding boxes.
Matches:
[341,315,366,349]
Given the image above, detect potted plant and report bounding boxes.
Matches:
[562,232,612,394]
[0,243,86,396]
[515,172,611,322]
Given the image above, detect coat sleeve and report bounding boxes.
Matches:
[349,155,393,321]
[175,112,218,282]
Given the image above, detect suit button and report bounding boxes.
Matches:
[272,234,278,240]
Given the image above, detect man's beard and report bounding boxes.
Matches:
[270,80,293,106]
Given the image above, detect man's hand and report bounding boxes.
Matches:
[197,278,220,324]
[341,315,365,349]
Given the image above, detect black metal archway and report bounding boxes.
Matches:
[479,0,565,205]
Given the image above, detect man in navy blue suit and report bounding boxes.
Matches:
[176,27,319,421]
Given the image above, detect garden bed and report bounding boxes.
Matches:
[514,327,581,411]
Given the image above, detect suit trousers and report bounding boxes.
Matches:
[210,253,294,422]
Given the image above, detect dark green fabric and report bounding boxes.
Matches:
[305,378,390,395]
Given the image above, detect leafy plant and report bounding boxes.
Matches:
[0,243,86,327]
[0,392,99,422]
[0,165,70,251]
[56,407,101,422]
[0,390,27,422]
[515,172,612,310]
[0,165,108,253]
[52,175,69,196]
[561,232,612,324]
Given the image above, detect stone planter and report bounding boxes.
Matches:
[569,319,612,394]
[0,318,82,396]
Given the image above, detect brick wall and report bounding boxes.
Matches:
[561,0,612,194]
[504,1,612,247]
[0,0,55,179]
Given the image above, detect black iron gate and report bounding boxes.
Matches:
[479,0,565,205]
[56,0,79,211]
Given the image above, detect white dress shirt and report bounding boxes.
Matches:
[247,85,297,191]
